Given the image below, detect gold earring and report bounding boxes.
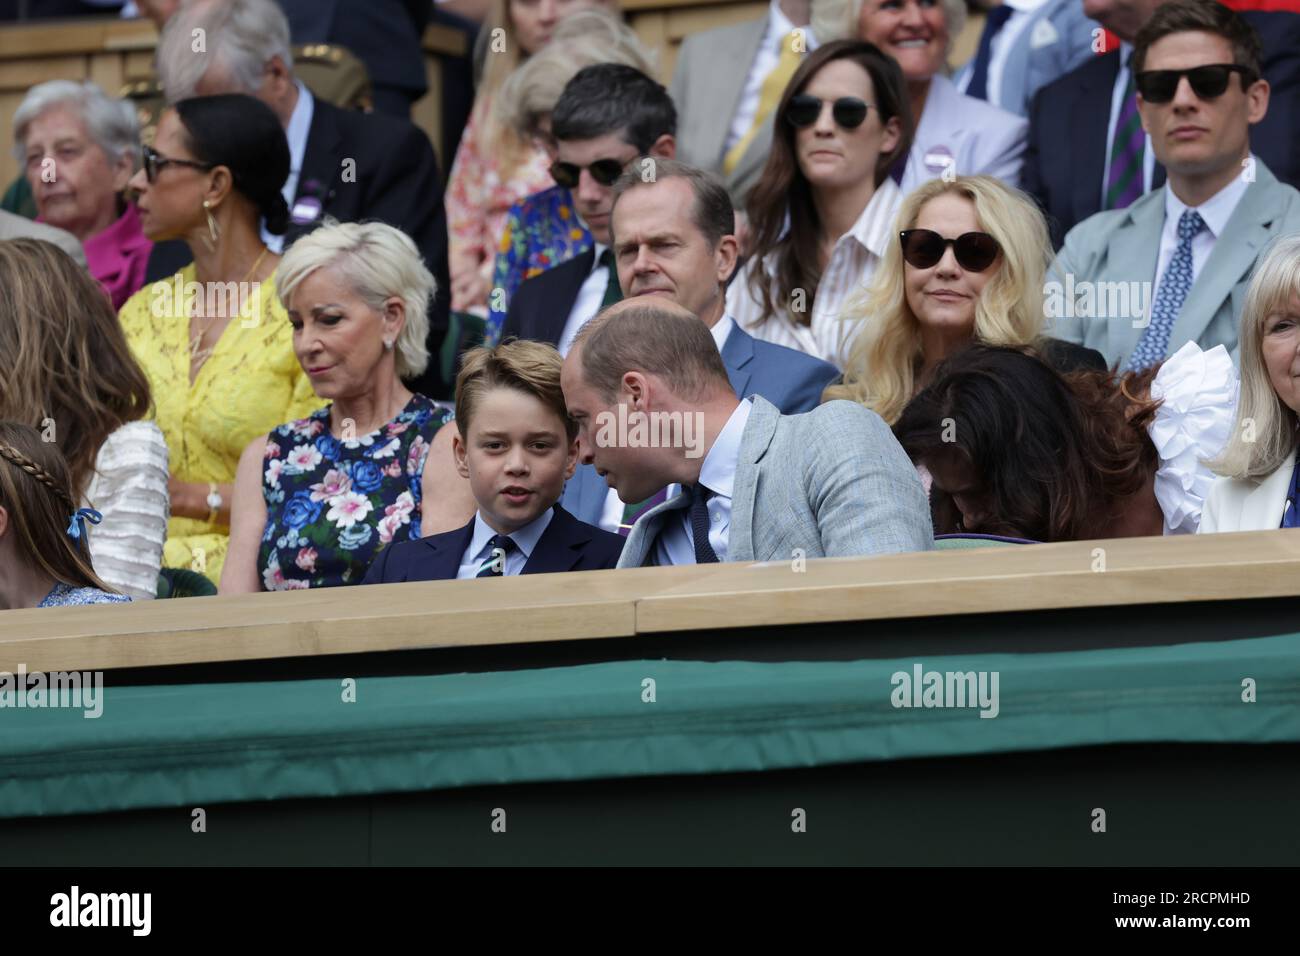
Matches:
[202,200,220,249]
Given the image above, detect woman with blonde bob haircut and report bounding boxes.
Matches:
[826,175,1103,425]
[1201,235,1300,533]
[222,221,473,592]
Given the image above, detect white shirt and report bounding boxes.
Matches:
[595,315,739,534]
[1152,163,1252,297]
[456,508,554,578]
[557,244,613,358]
[652,397,754,566]
[262,81,315,252]
[1100,42,1157,209]
[955,0,1048,107]
[81,420,170,600]
[723,1,820,155]
[726,178,901,368]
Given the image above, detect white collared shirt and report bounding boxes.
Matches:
[262,80,315,252]
[955,0,1049,107]
[1152,162,1252,295]
[456,507,555,578]
[595,314,738,534]
[557,243,613,358]
[723,0,820,156]
[726,178,901,368]
[1100,41,1157,209]
[652,397,754,566]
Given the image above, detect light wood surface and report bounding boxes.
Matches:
[4,530,1299,674]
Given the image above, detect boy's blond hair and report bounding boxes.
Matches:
[455,340,577,441]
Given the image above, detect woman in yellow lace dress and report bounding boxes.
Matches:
[118,95,317,584]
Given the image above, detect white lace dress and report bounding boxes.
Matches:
[81,420,171,599]
[1147,342,1239,535]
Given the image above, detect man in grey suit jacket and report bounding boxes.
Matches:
[670,0,814,210]
[560,299,933,568]
[0,210,85,266]
[560,158,839,530]
[1048,0,1300,369]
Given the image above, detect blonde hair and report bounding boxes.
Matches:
[456,339,576,440]
[276,220,433,379]
[1209,234,1300,479]
[824,176,1051,425]
[496,8,657,141]
[811,0,967,59]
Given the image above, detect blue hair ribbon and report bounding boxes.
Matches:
[66,507,104,541]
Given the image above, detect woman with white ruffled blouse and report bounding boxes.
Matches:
[1201,236,1300,533]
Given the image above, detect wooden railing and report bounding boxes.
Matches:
[4,529,1298,674]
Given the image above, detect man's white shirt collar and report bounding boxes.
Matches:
[1163,157,1254,239]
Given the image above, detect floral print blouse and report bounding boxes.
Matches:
[258,394,452,590]
[486,185,594,346]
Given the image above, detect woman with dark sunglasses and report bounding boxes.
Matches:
[727,40,912,368]
[824,175,1105,424]
[116,95,319,587]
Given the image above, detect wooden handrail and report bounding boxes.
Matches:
[3,530,1298,673]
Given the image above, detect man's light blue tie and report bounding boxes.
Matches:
[1128,209,1206,371]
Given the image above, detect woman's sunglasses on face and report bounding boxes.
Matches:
[141,145,215,184]
[899,229,1001,272]
[785,94,872,130]
[1134,63,1256,104]
[549,157,627,189]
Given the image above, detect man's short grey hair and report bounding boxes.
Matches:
[610,158,735,249]
[496,8,659,140]
[811,0,967,56]
[276,220,433,379]
[12,80,141,169]
[157,0,295,103]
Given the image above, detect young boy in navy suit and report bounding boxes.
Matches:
[362,340,625,582]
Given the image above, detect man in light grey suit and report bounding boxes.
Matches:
[670,0,814,211]
[0,211,85,266]
[560,299,932,568]
[1048,0,1300,369]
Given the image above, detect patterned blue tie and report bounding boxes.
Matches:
[688,483,719,564]
[1128,209,1206,371]
[475,534,516,577]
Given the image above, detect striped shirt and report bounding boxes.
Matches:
[727,177,901,369]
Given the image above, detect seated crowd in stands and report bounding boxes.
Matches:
[3,0,1300,611]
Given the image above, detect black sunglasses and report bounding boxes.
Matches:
[142,145,215,184]
[1135,64,1256,104]
[900,229,1001,272]
[550,158,628,189]
[786,94,871,130]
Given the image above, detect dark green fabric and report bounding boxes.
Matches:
[2,633,1296,819]
[155,568,219,598]
[439,310,486,400]
[1,175,36,220]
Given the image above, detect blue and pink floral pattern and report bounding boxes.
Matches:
[257,394,452,590]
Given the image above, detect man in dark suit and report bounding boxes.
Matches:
[501,64,677,355]
[151,0,451,397]
[1024,0,1300,248]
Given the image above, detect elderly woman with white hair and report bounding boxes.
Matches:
[14,80,151,308]
[221,221,473,592]
[811,0,1026,191]
[1201,236,1300,534]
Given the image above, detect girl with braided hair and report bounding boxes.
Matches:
[0,422,130,609]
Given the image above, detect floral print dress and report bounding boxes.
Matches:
[258,394,452,590]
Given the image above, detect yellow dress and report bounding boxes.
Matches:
[118,264,319,583]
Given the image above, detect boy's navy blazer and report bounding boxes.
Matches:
[362,504,625,584]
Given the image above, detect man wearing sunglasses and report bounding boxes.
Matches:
[501,64,677,360]
[1049,0,1300,370]
[1024,0,1300,248]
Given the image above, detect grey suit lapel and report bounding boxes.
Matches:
[1169,165,1279,356]
[625,491,689,567]
[1104,194,1165,360]
[697,17,769,174]
[728,396,781,562]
